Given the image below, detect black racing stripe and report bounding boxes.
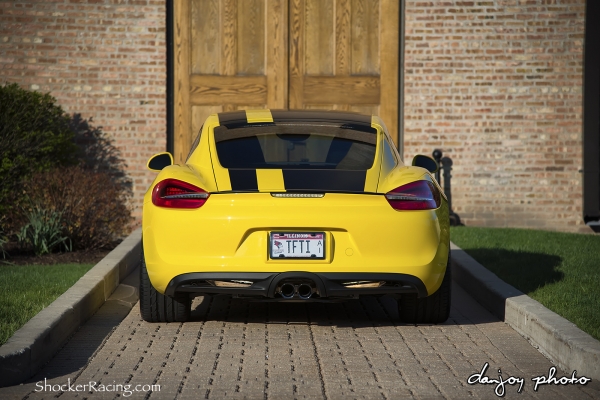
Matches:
[229,169,259,191]
[218,110,248,128]
[282,170,366,192]
[271,110,372,127]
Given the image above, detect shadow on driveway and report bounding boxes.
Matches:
[188,286,499,328]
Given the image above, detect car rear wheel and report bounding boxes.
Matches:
[140,255,191,322]
[398,257,451,324]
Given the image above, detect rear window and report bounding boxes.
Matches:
[214,124,376,170]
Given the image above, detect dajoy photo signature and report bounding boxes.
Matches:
[467,362,591,397]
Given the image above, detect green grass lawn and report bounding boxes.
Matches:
[0,263,94,346]
[450,226,600,341]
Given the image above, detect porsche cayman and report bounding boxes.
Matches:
[141,109,450,323]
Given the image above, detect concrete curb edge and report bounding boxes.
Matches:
[0,228,142,387]
[450,242,600,381]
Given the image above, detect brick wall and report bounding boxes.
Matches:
[403,0,588,232]
[1,0,590,232]
[0,0,166,222]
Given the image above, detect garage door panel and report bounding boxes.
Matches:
[303,76,380,104]
[290,0,397,145]
[175,0,398,161]
[191,0,220,75]
[237,0,265,75]
[189,75,268,105]
[220,0,237,75]
[305,0,334,76]
[175,0,286,163]
[351,0,380,75]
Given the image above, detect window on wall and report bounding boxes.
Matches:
[583,0,600,229]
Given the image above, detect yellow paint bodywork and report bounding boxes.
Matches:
[143,110,450,296]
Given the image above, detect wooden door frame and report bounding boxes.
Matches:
[583,0,600,223]
[398,0,404,158]
[166,0,174,155]
[166,0,405,156]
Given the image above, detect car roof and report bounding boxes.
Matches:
[217,109,374,129]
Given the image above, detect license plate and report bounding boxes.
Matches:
[269,232,325,259]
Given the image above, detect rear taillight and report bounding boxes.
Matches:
[385,180,441,210]
[152,179,209,209]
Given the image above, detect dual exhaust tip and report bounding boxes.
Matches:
[278,283,314,299]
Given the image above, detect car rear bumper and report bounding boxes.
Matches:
[165,271,428,299]
[143,192,450,296]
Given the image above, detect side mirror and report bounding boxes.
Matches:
[147,152,173,171]
[412,154,438,174]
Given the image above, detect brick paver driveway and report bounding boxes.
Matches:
[3,282,599,399]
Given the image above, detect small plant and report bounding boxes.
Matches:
[16,206,71,256]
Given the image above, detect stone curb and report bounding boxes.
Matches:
[0,228,142,388]
[451,242,600,381]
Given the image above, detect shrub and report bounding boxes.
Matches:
[23,166,132,250]
[0,215,7,257]
[16,206,71,256]
[1,85,133,252]
[0,83,78,218]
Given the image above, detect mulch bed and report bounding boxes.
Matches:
[2,247,115,266]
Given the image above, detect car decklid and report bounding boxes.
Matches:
[208,110,382,194]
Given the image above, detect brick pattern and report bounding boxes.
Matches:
[3,284,600,398]
[0,0,166,220]
[403,0,587,231]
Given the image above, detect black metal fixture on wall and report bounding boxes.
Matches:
[432,149,462,226]
[583,0,600,231]
[166,0,174,155]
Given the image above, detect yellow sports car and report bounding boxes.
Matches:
[141,109,450,323]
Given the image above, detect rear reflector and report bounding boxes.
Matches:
[385,180,441,210]
[207,280,253,288]
[342,281,385,288]
[152,179,209,209]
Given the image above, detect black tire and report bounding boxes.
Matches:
[140,255,191,322]
[398,257,451,324]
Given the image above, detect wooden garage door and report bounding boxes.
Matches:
[173,0,399,163]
